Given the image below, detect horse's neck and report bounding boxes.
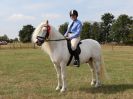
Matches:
[42,27,66,56]
[50,26,64,39]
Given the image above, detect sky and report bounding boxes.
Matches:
[0,0,133,39]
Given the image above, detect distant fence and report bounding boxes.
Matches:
[0,43,37,49]
[0,42,132,50]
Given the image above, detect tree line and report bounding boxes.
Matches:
[59,13,133,44]
[0,34,18,43]
[1,13,132,45]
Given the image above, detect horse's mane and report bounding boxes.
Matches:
[49,26,64,40]
[32,22,64,43]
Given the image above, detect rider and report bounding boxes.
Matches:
[64,9,82,67]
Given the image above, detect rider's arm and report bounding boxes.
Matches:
[70,23,82,39]
[64,30,68,37]
[64,22,72,37]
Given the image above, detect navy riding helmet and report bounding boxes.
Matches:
[69,10,78,17]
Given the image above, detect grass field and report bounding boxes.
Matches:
[0,45,133,99]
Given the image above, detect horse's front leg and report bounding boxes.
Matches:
[54,64,62,91]
[60,62,67,92]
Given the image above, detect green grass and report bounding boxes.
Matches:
[0,46,133,99]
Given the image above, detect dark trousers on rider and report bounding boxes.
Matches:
[69,35,80,67]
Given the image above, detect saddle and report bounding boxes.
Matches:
[66,40,82,66]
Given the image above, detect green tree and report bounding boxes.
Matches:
[101,13,114,42]
[0,34,9,41]
[111,14,133,43]
[58,22,68,35]
[14,38,19,42]
[91,22,101,41]
[19,25,35,43]
[128,24,133,40]
[81,21,91,39]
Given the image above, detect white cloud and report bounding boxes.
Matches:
[76,0,84,3]
[8,14,35,21]
[24,2,59,10]
[42,13,63,20]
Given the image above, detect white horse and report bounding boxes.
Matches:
[32,20,106,92]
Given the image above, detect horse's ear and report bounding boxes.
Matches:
[42,20,49,25]
[46,20,49,25]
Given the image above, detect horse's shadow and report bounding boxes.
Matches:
[80,84,133,94]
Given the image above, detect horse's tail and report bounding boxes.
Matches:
[99,55,109,80]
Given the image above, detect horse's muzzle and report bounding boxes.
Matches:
[36,40,42,46]
[36,36,45,46]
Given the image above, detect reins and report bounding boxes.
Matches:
[42,25,67,42]
[45,38,67,42]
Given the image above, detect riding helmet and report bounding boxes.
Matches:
[70,10,78,17]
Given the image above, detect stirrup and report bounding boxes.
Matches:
[73,60,80,67]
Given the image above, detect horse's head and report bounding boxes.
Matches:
[32,20,51,46]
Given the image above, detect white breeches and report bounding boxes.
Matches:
[68,33,80,51]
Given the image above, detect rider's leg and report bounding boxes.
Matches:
[71,37,80,67]
[71,37,80,50]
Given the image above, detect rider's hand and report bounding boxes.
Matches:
[65,37,70,40]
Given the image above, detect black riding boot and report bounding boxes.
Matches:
[73,49,80,67]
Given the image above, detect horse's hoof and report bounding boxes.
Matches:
[60,88,66,93]
[56,86,62,91]
[91,80,96,86]
[95,82,101,88]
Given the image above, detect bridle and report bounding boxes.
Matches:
[44,25,66,41]
[36,25,67,46]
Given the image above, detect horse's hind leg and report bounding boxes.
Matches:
[93,59,102,87]
[87,58,96,86]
